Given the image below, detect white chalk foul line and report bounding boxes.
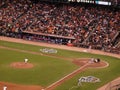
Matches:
[45,63,89,90]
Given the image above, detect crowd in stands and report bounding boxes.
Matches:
[0,0,8,7]
[0,0,120,54]
[0,0,31,34]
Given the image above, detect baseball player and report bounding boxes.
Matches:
[24,58,28,63]
[3,86,7,90]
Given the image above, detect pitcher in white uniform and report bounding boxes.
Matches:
[24,58,28,63]
[3,86,7,90]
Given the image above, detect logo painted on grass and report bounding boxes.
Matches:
[40,48,57,53]
[78,76,100,86]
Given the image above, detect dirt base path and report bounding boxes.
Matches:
[45,59,108,90]
[45,62,89,90]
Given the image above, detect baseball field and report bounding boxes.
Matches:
[0,37,120,90]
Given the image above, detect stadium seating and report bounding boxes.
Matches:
[0,0,120,54]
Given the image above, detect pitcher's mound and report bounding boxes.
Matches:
[10,62,34,69]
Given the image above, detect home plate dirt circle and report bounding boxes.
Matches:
[72,58,109,68]
[10,62,34,69]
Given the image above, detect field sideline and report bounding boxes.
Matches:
[0,36,120,90]
[0,36,119,59]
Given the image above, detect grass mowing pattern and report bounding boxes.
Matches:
[0,40,120,90]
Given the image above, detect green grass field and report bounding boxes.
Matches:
[0,40,120,90]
